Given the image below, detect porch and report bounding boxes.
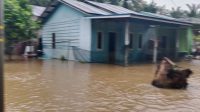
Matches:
[90,17,192,66]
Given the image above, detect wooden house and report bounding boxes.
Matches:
[40,0,193,65]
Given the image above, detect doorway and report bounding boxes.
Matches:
[108,32,116,64]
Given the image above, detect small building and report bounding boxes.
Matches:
[40,0,193,65]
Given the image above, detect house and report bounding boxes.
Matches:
[40,0,193,65]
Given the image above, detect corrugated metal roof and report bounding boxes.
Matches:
[60,0,111,15]
[40,0,191,26]
[178,17,200,25]
[32,5,46,17]
[85,1,141,15]
[140,11,175,20]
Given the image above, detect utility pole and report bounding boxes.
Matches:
[0,0,4,111]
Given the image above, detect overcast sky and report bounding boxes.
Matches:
[144,0,200,10]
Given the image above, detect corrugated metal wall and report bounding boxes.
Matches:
[41,4,86,60]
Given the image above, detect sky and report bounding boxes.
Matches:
[144,0,200,10]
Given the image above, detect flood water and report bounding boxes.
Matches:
[4,59,200,112]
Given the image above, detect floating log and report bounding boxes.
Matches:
[152,57,193,89]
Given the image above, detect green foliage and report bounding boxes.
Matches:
[186,4,200,17]
[122,0,129,9]
[130,0,146,12]
[143,2,158,13]
[170,7,186,18]
[5,0,39,47]
[110,0,120,5]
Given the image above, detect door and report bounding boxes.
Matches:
[108,32,116,64]
[159,36,167,57]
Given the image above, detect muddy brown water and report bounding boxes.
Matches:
[4,59,200,112]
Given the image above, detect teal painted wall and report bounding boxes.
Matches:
[91,20,159,64]
[128,23,150,63]
[157,27,177,58]
[91,20,125,64]
[91,19,183,64]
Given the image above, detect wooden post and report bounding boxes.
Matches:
[153,39,158,63]
[175,30,179,60]
[124,21,130,66]
[164,57,176,66]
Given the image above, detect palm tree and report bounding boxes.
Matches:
[170,7,185,18]
[186,4,200,17]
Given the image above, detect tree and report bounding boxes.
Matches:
[130,0,146,11]
[110,0,120,5]
[186,4,200,17]
[170,7,185,18]
[143,1,158,13]
[5,0,39,47]
[122,0,129,9]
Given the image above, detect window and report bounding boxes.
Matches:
[129,33,133,49]
[97,32,103,50]
[148,40,154,49]
[138,34,142,48]
[52,33,56,49]
[160,36,167,48]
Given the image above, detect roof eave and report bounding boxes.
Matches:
[87,14,192,26]
[130,14,192,26]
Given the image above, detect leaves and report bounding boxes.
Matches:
[186,4,200,17]
[5,0,40,46]
[170,7,186,18]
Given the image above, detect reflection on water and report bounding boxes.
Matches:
[4,59,200,112]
